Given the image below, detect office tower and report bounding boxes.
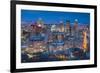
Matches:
[66,20,71,35]
[59,21,65,32]
[82,31,88,52]
[73,19,78,31]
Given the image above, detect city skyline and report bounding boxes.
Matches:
[21,9,90,63]
[21,10,90,25]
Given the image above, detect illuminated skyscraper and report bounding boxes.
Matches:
[71,19,78,36]
[60,21,65,32]
[57,21,65,32]
[36,18,44,33]
[37,18,44,27]
[73,19,78,31]
[66,20,71,35]
[82,31,88,52]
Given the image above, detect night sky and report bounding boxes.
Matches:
[21,9,90,25]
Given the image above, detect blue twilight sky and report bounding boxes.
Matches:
[21,9,90,25]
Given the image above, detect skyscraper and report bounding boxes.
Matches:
[73,19,78,31]
[37,18,44,27]
[66,20,71,35]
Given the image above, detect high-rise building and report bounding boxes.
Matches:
[82,31,88,52]
[57,21,65,32]
[36,18,44,33]
[73,19,78,31]
[71,19,79,36]
[60,21,65,32]
[51,24,57,32]
[37,18,44,27]
[66,20,71,35]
